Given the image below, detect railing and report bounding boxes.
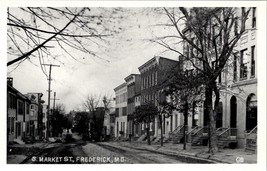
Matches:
[218,128,238,140]
[186,126,200,142]
[169,125,183,137]
[216,127,228,135]
[246,126,257,136]
[192,126,209,137]
[245,126,257,147]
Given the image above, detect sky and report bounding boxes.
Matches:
[6,7,179,112]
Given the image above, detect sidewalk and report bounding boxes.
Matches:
[103,141,257,164]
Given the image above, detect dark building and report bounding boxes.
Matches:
[138,56,179,137]
[89,107,105,141]
[7,77,31,143]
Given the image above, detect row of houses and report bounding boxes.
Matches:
[7,77,48,144]
[104,7,257,152]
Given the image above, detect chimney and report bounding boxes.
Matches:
[7,77,13,87]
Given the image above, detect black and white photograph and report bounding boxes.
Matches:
[2,0,266,169]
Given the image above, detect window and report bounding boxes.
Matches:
[252,7,256,28]
[152,72,154,86]
[240,49,248,79]
[142,77,145,90]
[18,100,24,115]
[26,122,30,134]
[122,107,127,116]
[115,108,119,117]
[155,71,158,85]
[11,118,15,133]
[234,17,238,36]
[8,93,16,109]
[26,103,30,114]
[242,8,246,30]
[144,76,146,89]
[233,53,238,81]
[218,72,222,83]
[148,75,150,88]
[251,46,255,77]
[16,122,21,137]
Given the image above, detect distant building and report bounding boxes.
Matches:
[114,83,127,139]
[103,107,115,141]
[26,93,45,140]
[124,74,141,139]
[88,107,105,141]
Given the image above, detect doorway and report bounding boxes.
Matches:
[246,94,257,131]
[230,96,237,128]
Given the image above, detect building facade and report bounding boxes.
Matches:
[7,77,31,143]
[138,56,180,138]
[124,74,141,139]
[26,93,45,140]
[176,7,257,149]
[103,107,115,141]
[219,7,257,148]
[114,83,128,139]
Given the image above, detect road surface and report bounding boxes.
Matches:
[23,134,186,164]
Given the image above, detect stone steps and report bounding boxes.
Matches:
[245,143,257,153]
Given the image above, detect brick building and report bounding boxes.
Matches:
[138,56,179,138]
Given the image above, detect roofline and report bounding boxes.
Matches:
[138,56,159,71]
[159,56,179,63]
[114,82,127,91]
[138,56,178,71]
[124,74,140,82]
[7,84,31,102]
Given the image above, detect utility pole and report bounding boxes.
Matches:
[50,92,60,137]
[42,64,60,139]
[51,92,60,111]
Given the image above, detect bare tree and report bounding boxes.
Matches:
[102,94,113,112]
[83,94,102,113]
[7,7,125,73]
[153,7,251,154]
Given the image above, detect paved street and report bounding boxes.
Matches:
[20,134,187,164]
[8,133,257,164]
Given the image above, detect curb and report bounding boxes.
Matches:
[101,142,221,164]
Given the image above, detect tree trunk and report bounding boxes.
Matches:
[159,115,163,146]
[206,84,218,154]
[146,123,151,145]
[183,101,188,150]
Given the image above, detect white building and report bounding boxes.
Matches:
[114,83,128,139]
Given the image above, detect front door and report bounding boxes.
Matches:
[230,96,237,128]
[246,94,257,131]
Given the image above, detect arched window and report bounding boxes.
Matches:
[246,94,257,131]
